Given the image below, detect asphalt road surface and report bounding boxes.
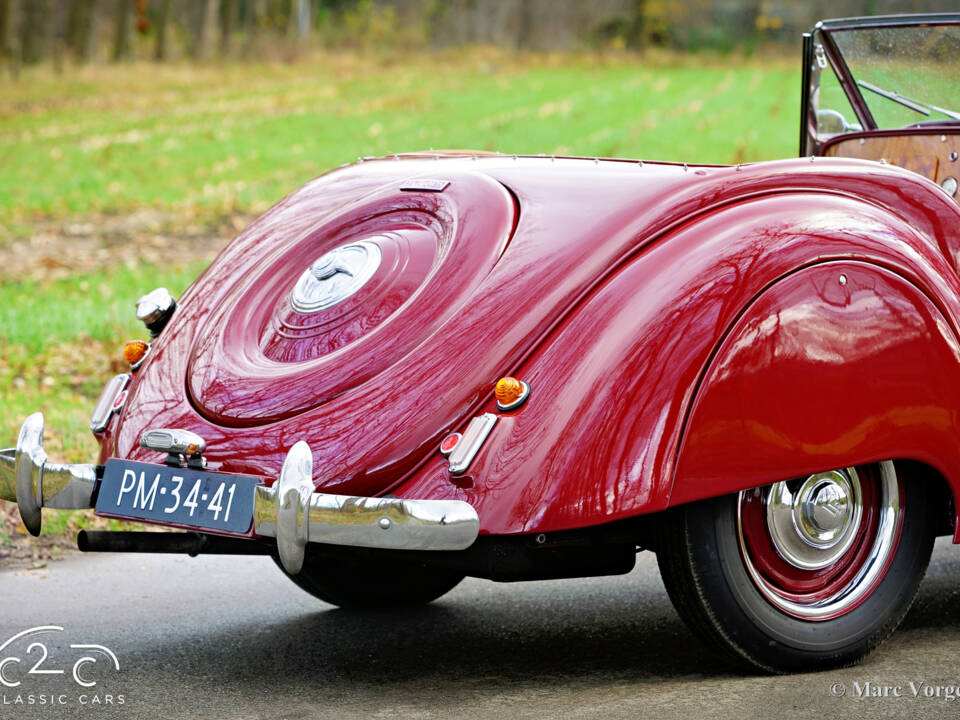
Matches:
[2,539,960,720]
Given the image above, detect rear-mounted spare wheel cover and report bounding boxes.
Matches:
[187,173,515,426]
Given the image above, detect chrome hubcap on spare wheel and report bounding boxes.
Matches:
[291,240,382,314]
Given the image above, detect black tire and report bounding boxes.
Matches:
[656,461,935,673]
[277,554,464,610]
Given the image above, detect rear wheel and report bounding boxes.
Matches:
[657,461,935,672]
[277,554,464,611]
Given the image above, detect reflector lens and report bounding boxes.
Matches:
[123,340,149,366]
[111,390,128,412]
[440,433,462,455]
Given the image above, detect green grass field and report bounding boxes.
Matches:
[0,50,800,537]
[0,51,799,232]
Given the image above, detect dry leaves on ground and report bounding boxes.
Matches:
[0,210,249,282]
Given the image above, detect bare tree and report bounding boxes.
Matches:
[112,0,133,61]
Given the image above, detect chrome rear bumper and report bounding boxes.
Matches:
[0,414,98,536]
[1,413,479,574]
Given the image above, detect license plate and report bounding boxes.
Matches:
[96,459,259,534]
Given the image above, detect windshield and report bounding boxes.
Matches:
[830,24,960,128]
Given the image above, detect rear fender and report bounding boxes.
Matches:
[671,260,960,531]
[397,191,960,535]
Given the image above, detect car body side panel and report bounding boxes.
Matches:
[394,191,960,536]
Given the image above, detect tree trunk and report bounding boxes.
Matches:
[515,0,532,50]
[20,0,52,64]
[154,0,172,60]
[65,0,97,63]
[83,0,100,62]
[287,0,309,39]
[112,0,133,62]
[0,0,15,55]
[193,0,219,59]
[1,0,21,77]
[65,0,82,53]
[295,0,310,40]
[220,0,236,56]
[243,0,264,57]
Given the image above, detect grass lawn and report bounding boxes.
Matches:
[0,49,800,539]
[0,50,799,233]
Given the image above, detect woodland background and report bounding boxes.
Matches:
[2,0,959,71]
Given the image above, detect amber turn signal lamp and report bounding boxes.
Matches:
[495,376,530,411]
[123,340,149,368]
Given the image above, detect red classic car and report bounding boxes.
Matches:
[4,13,960,673]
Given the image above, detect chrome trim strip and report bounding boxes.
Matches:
[1,414,97,536]
[90,374,130,433]
[400,179,450,192]
[448,413,498,474]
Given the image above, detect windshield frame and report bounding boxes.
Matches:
[801,13,960,156]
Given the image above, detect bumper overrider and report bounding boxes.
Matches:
[0,413,479,574]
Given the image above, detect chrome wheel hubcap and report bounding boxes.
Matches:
[766,469,862,570]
